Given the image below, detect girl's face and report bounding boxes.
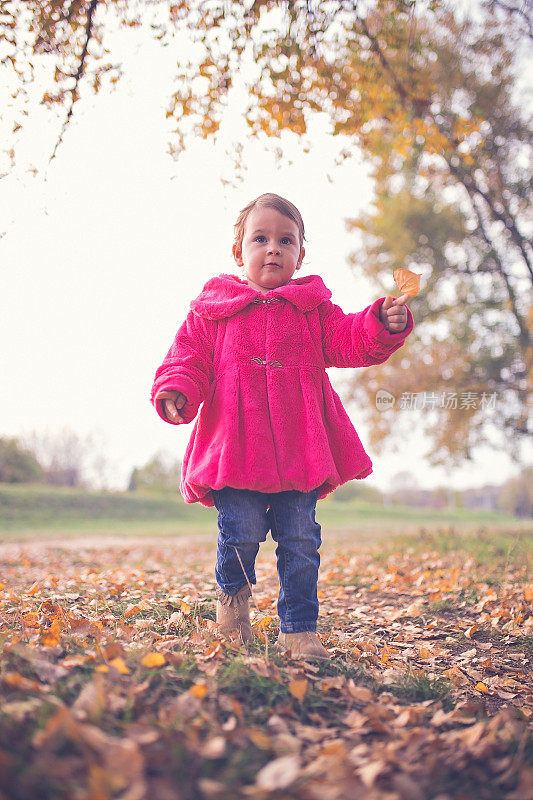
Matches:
[233,206,305,294]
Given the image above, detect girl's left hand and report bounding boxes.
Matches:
[379,294,409,333]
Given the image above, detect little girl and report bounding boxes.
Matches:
[151,193,413,659]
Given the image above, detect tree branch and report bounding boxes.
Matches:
[484,0,533,39]
[354,8,533,284]
[470,193,530,346]
[447,159,533,284]
[357,14,410,103]
[49,0,100,164]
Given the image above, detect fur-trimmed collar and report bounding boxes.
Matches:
[190,273,332,319]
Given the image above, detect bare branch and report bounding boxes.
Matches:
[447,159,533,283]
[483,0,533,39]
[49,0,100,164]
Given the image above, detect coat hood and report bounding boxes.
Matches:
[190,273,333,319]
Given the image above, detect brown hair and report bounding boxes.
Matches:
[233,193,305,254]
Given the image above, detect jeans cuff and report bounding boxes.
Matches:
[279,622,317,633]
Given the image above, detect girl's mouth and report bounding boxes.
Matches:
[264,262,281,268]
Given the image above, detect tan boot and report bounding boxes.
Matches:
[216,585,253,643]
[277,631,330,660]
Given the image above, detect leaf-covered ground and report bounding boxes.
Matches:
[0,529,531,800]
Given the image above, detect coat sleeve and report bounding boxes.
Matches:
[150,310,216,424]
[318,297,414,368]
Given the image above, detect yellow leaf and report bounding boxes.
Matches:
[27,583,40,596]
[124,604,141,619]
[475,682,489,693]
[253,615,273,631]
[40,619,61,647]
[189,683,209,699]
[289,679,308,701]
[393,268,421,297]
[248,728,272,749]
[3,671,42,691]
[180,600,192,616]
[524,584,533,602]
[419,647,432,660]
[142,652,166,668]
[109,657,130,674]
[465,624,479,638]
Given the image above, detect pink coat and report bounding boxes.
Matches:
[151,273,414,507]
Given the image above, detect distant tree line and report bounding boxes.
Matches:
[0,434,531,517]
[0,433,181,494]
[335,468,533,518]
[0,430,108,489]
[128,454,182,494]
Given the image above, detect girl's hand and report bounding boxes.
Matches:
[379,294,409,333]
[156,390,188,423]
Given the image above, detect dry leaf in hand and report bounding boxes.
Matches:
[393,268,421,296]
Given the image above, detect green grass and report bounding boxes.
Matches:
[217,656,290,709]
[516,634,533,655]
[0,484,217,539]
[385,668,454,708]
[1,484,529,543]
[375,527,532,574]
[0,484,212,526]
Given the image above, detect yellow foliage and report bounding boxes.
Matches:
[142,652,166,668]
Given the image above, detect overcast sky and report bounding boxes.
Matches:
[0,15,529,494]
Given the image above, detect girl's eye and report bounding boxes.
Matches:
[280,237,292,245]
[255,235,267,242]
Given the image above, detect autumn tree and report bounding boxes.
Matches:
[342,10,532,465]
[1,0,442,169]
[2,1,531,466]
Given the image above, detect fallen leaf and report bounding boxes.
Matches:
[201,736,226,759]
[288,679,308,701]
[180,600,192,615]
[109,657,130,674]
[248,729,272,749]
[256,755,301,791]
[189,682,209,699]
[359,759,387,788]
[2,671,43,692]
[346,681,373,703]
[253,615,273,630]
[142,652,166,668]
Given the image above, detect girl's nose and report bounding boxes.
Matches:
[268,243,281,254]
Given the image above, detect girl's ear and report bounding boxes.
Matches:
[297,247,306,268]
[232,243,243,266]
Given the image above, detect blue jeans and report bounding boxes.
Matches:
[211,486,322,633]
